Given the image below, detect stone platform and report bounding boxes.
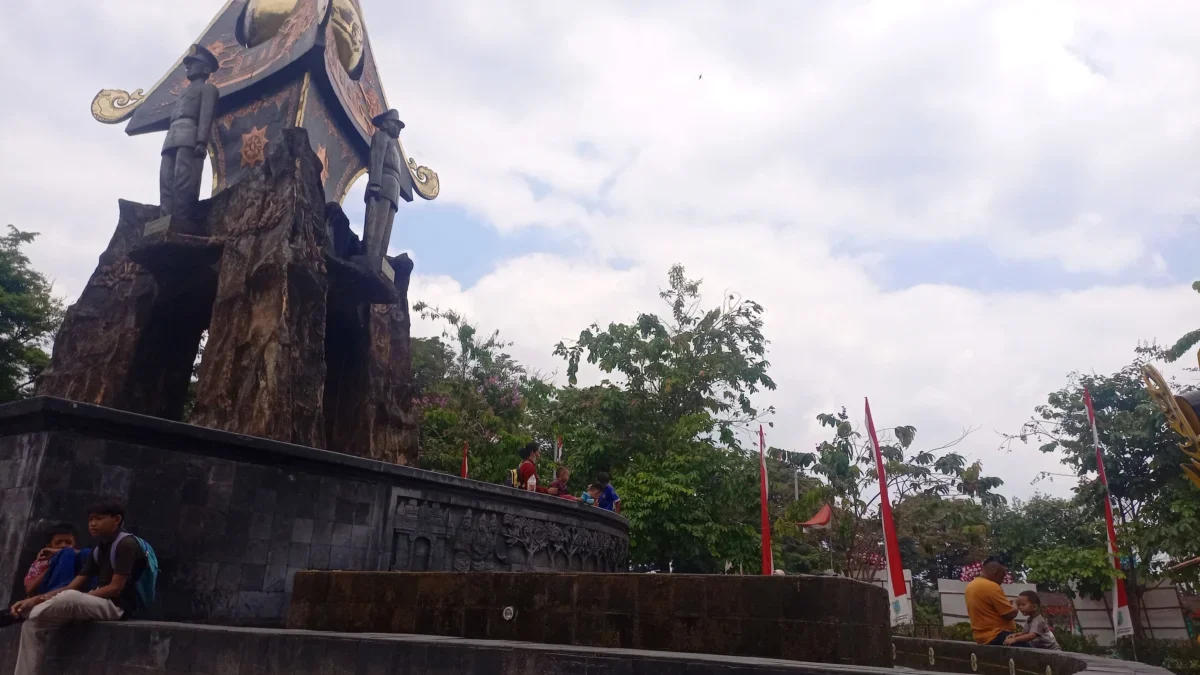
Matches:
[286,571,892,666]
[0,622,1172,675]
[0,398,627,623]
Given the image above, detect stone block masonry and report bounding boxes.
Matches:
[287,571,893,666]
[0,398,627,622]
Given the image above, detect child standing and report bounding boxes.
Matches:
[595,472,621,513]
[1004,591,1061,650]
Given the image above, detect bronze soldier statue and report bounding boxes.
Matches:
[160,44,219,220]
[362,109,412,260]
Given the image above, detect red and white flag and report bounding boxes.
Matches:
[1084,388,1133,638]
[865,398,912,625]
[554,436,563,464]
[461,441,469,479]
[759,425,773,575]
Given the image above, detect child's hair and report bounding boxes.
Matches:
[1018,590,1041,606]
[556,465,569,478]
[596,472,611,486]
[586,484,599,492]
[47,523,78,542]
[86,499,127,523]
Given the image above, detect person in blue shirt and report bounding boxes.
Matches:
[595,472,621,513]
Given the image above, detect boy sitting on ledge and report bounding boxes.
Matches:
[9,500,156,675]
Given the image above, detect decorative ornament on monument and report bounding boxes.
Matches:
[1143,353,1200,490]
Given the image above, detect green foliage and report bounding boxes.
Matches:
[1013,347,1200,589]
[0,226,63,403]
[546,265,780,572]
[895,495,990,595]
[943,622,974,642]
[1165,281,1200,363]
[1113,638,1200,675]
[800,407,1004,582]
[410,304,549,486]
[1024,546,1119,597]
[1055,633,1104,656]
[987,495,1107,592]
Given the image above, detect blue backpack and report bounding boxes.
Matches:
[93,532,159,610]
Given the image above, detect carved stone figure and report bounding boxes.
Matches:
[471,513,507,571]
[159,44,219,220]
[451,511,474,572]
[362,109,410,261]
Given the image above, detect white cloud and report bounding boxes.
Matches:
[5,1,1200,498]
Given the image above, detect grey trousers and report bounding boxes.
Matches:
[160,148,204,220]
[363,195,398,258]
[15,590,123,675]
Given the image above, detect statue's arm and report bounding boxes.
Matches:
[197,85,218,147]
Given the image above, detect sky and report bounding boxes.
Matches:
[4,1,1200,500]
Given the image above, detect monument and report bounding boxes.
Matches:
[42,0,444,457]
[0,0,627,631]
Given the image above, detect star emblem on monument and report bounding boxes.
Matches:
[240,126,269,167]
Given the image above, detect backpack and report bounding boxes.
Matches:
[93,532,159,610]
[505,468,519,489]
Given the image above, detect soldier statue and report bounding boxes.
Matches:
[160,44,219,220]
[362,109,412,261]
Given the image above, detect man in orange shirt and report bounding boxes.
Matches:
[965,557,1019,646]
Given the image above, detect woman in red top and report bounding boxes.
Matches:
[517,443,557,495]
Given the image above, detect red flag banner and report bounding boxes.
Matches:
[865,398,912,625]
[759,425,773,575]
[1084,388,1133,638]
[461,441,469,479]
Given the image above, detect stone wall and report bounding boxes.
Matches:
[286,571,891,666]
[0,397,627,622]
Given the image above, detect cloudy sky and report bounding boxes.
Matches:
[5,1,1199,499]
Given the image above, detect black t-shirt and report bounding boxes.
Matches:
[79,534,146,616]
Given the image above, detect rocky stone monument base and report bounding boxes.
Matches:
[35,129,417,464]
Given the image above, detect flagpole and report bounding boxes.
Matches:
[1084,388,1135,653]
[759,425,773,575]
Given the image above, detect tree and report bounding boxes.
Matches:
[894,495,990,594]
[1164,281,1200,363]
[410,304,544,484]
[1012,348,1200,583]
[794,408,1005,584]
[988,496,1110,596]
[0,226,63,403]
[544,264,778,572]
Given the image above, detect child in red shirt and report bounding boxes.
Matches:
[549,466,576,500]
